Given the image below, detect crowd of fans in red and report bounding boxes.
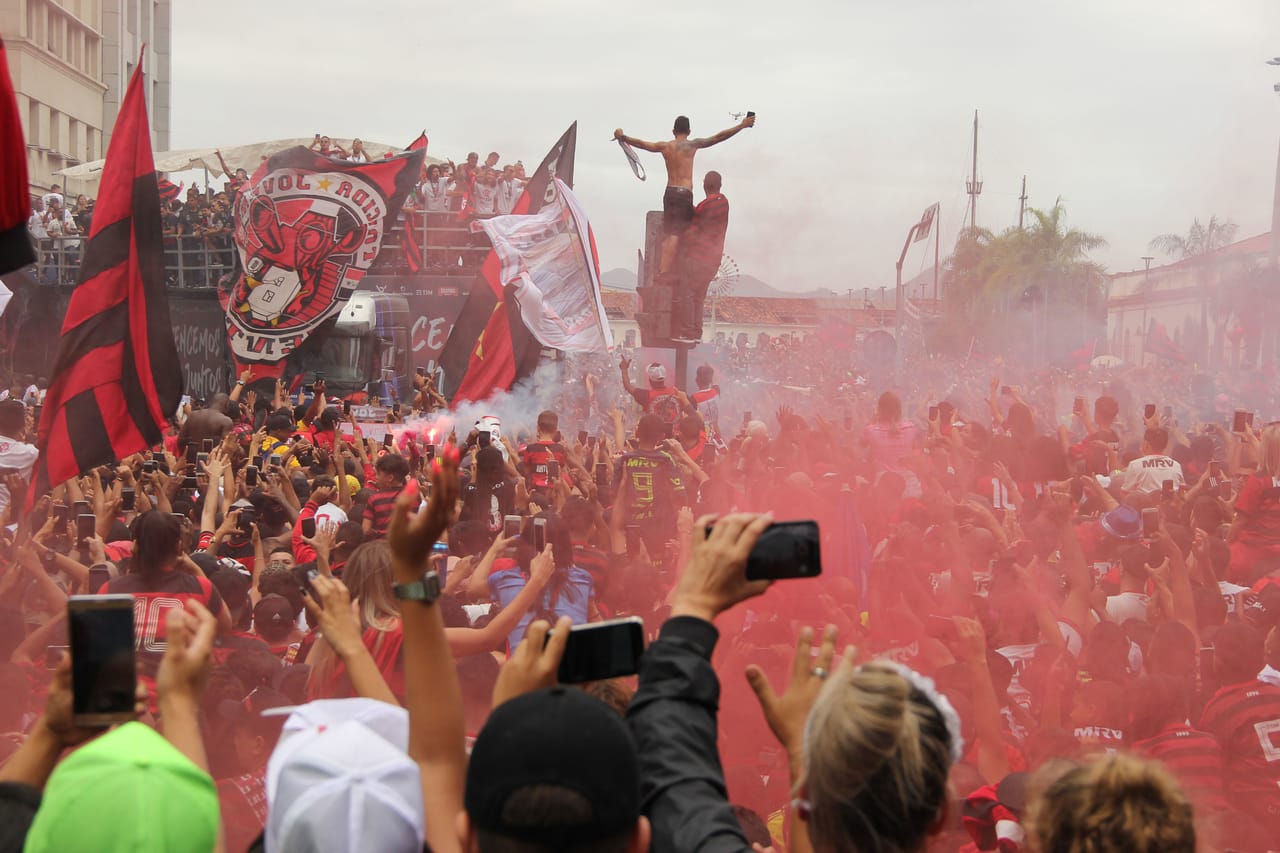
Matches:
[0,344,1277,852]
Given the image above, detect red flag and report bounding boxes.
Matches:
[0,37,34,275]
[1146,319,1186,362]
[156,175,183,205]
[440,123,577,403]
[406,131,429,152]
[29,57,182,507]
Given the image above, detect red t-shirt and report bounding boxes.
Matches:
[216,767,268,853]
[1132,722,1229,811]
[103,570,225,677]
[1234,473,1280,548]
[1197,679,1280,803]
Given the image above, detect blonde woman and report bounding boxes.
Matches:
[1025,753,1195,853]
[1227,423,1280,584]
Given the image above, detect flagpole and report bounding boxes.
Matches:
[933,207,940,302]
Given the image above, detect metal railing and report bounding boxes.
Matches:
[28,209,497,289]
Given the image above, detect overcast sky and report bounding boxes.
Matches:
[170,0,1280,293]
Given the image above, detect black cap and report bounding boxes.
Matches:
[465,687,639,845]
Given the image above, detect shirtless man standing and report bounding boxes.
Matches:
[613,114,755,275]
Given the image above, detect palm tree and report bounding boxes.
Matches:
[1147,216,1239,365]
[1149,216,1238,259]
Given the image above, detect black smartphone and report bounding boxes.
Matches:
[73,500,90,517]
[88,564,111,594]
[292,563,320,598]
[181,475,198,490]
[746,110,755,118]
[578,430,589,446]
[120,487,136,511]
[554,617,646,684]
[142,459,156,474]
[533,517,547,553]
[503,515,522,539]
[547,459,560,479]
[1141,507,1160,538]
[68,595,136,726]
[185,443,198,465]
[197,452,209,466]
[245,465,259,488]
[1233,410,1250,433]
[343,400,352,416]
[595,462,608,489]
[928,405,939,422]
[478,430,492,448]
[54,503,71,526]
[383,433,394,447]
[426,443,436,462]
[76,514,96,541]
[1144,403,1157,421]
[152,452,169,474]
[201,438,213,454]
[1073,396,1086,415]
[238,510,256,534]
[706,520,823,580]
[1162,479,1174,499]
[315,371,325,383]
[300,517,317,539]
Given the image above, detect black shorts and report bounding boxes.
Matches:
[662,186,695,235]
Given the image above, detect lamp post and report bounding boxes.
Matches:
[1140,256,1153,365]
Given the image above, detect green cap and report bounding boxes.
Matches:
[24,722,219,852]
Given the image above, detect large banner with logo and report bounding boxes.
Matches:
[225,146,423,377]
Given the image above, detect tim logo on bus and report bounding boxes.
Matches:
[224,147,423,365]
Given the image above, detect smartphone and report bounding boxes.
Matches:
[292,563,320,598]
[245,465,259,488]
[547,459,560,479]
[705,520,823,580]
[1209,461,1224,481]
[478,430,492,448]
[55,503,72,526]
[1000,386,1012,396]
[76,514,96,541]
[426,443,436,462]
[1162,479,1174,499]
[68,595,136,726]
[88,565,111,594]
[503,515,522,539]
[383,433,394,447]
[181,475,198,491]
[624,524,641,557]
[1144,403,1157,421]
[142,460,156,474]
[315,371,325,383]
[300,517,317,539]
[595,462,608,489]
[197,453,209,467]
[238,510,256,534]
[1233,410,1250,433]
[928,405,939,422]
[554,617,646,684]
[343,400,352,416]
[1073,396,1086,415]
[185,443,198,465]
[578,430,589,446]
[74,499,90,517]
[120,487,136,511]
[1141,507,1160,538]
[533,517,547,553]
[746,110,755,118]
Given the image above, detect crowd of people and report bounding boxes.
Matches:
[0,341,1276,852]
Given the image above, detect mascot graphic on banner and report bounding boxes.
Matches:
[225,147,422,373]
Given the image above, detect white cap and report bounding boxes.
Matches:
[314,502,349,528]
[265,699,423,853]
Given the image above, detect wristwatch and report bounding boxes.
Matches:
[393,570,442,603]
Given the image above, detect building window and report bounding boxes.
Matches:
[49,109,61,153]
[624,330,636,348]
[27,100,39,146]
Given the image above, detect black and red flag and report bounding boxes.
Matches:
[399,131,430,272]
[29,58,182,507]
[440,122,577,402]
[224,145,423,379]
[0,37,35,275]
[156,174,184,205]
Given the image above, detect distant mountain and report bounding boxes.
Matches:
[599,267,836,299]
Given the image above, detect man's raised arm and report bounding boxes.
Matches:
[614,128,662,153]
[694,115,755,149]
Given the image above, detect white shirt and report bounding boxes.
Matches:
[0,434,39,517]
[345,151,370,164]
[314,502,349,528]
[471,182,497,215]
[1120,454,1184,494]
[496,180,522,215]
[1105,591,1150,623]
[27,212,47,239]
[422,178,451,213]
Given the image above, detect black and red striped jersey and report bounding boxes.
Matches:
[1198,679,1280,800]
[1132,723,1228,811]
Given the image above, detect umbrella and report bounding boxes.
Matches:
[1091,355,1122,369]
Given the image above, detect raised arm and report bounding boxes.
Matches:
[613,129,662,153]
[692,115,754,149]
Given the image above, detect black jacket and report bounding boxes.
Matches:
[627,616,752,852]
